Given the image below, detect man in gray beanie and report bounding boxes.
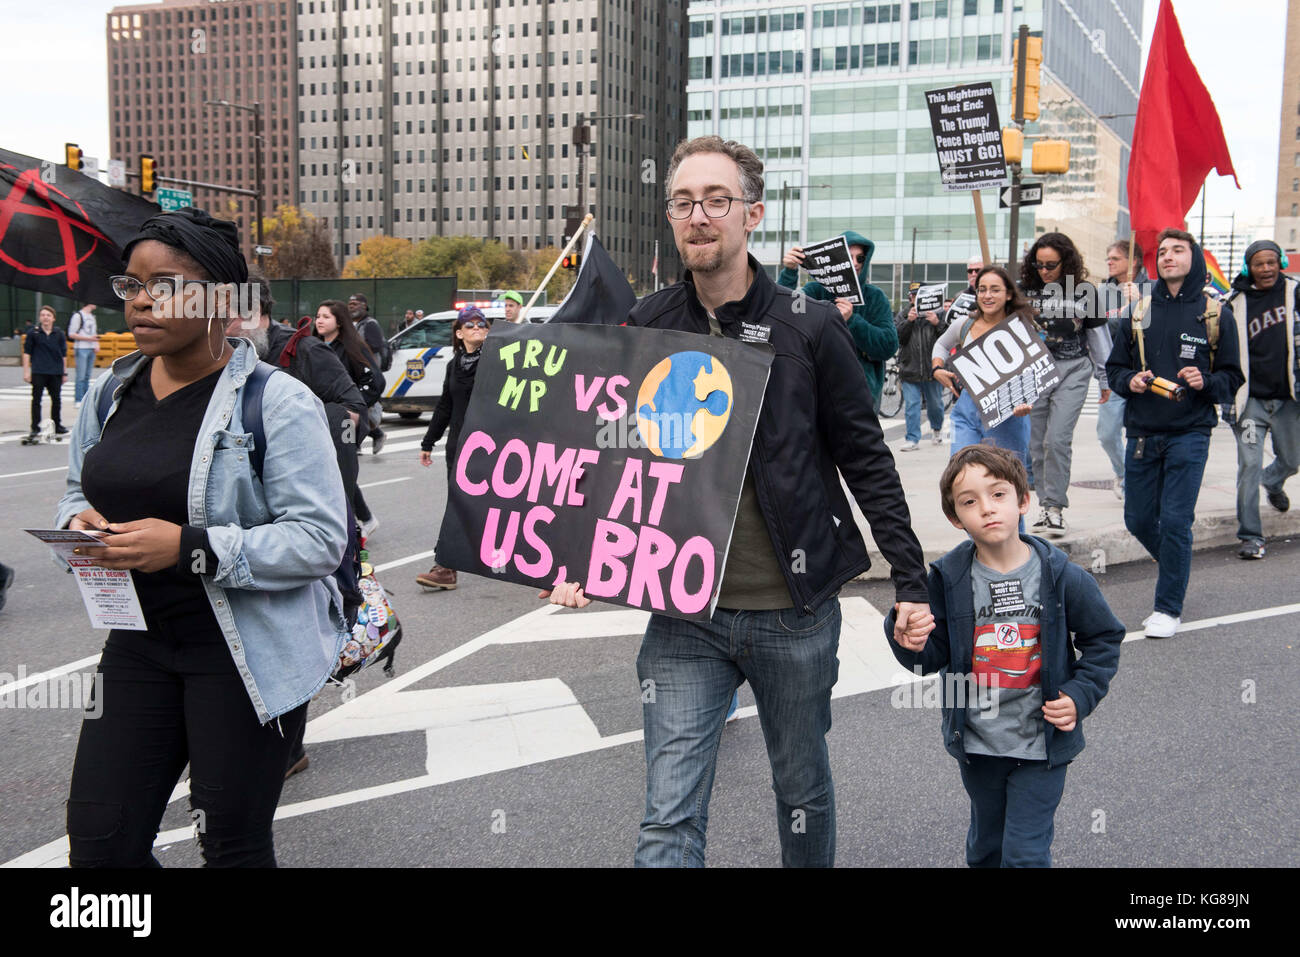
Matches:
[1222,239,1300,559]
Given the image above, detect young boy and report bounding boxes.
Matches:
[886,445,1124,867]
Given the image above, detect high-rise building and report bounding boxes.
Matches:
[295,0,688,287]
[106,0,298,263]
[1277,0,1300,260]
[686,0,1143,301]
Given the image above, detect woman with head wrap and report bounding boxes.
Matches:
[53,206,351,867]
[414,304,492,591]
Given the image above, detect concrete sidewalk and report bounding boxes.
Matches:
[854,403,1300,579]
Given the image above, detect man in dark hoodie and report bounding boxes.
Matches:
[1106,229,1244,639]
[778,230,898,406]
[1221,239,1300,560]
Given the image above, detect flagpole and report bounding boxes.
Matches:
[519,213,594,323]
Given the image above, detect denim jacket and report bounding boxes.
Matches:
[54,339,350,725]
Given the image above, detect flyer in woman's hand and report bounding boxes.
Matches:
[24,528,147,630]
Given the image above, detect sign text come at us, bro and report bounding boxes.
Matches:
[436,323,774,621]
[925,81,1009,192]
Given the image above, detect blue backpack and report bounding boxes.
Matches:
[95,362,365,620]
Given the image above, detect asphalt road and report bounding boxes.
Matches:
[0,386,1296,868]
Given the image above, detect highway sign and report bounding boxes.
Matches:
[157,187,193,211]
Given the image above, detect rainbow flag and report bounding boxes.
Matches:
[1203,249,1230,295]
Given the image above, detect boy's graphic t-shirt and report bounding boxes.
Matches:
[966,552,1047,759]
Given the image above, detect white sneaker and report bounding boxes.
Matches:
[900,441,920,452]
[361,516,380,539]
[1143,611,1180,639]
[1030,508,1049,530]
[931,431,943,445]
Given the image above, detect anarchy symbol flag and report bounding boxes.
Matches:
[0,146,160,307]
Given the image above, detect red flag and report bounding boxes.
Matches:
[1127,0,1238,277]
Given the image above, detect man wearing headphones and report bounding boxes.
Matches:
[1224,240,1300,559]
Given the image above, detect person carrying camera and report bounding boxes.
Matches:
[1105,229,1243,639]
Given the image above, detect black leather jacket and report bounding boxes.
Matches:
[626,256,928,609]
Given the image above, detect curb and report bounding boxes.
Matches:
[860,506,1300,580]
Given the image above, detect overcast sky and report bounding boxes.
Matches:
[0,0,1286,235]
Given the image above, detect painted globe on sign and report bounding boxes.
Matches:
[635,351,733,459]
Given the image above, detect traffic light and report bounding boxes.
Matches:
[1031,140,1071,174]
[1001,127,1024,165]
[65,143,83,171]
[1011,35,1042,122]
[140,154,157,194]
[561,254,580,270]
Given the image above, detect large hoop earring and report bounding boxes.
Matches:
[207,316,223,363]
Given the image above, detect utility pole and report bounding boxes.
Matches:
[1007,23,1029,270]
[206,99,266,267]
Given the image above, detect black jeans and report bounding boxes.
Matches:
[67,611,308,867]
[30,372,62,431]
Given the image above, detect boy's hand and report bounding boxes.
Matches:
[1042,692,1077,732]
[893,601,934,652]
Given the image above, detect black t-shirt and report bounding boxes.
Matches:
[24,326,68,376]
[1239,283,1290,400]
[82,361,225,624]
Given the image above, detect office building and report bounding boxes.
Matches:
[1277,0,1300,260]
[686,0,1143,300]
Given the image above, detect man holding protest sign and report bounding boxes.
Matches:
[546,136,932,867]
[778,230,898,407]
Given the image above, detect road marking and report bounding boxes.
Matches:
[9,598,1300,867]
[358,476,413,490]
[373,549,437,573]
[0,655,100,696]
[0,465,68,480]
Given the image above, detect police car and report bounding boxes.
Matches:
[381,300,558,418]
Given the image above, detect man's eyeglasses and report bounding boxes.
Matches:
[967,268,981,274]
[1033,260,1062,271]
[110,275,207,302]
[853,254,866,265]
[666,196,745,220]
[460,320,490,329]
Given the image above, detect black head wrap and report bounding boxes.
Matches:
[122,206,248,284]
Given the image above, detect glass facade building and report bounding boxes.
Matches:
[687,0,1142,302]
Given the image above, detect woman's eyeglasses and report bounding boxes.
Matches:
[460,320,490,329]
[110,275,208,302]
[1033,260,1062,271]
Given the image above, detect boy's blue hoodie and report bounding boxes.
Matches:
[777,230,898,404]
[883,535,1124,769]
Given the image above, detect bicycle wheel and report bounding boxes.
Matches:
[879,366,903,418]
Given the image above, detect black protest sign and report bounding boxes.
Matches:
[435,323,774,621]
[800,236,864,305]
[949,314,1060,429]
[924,82,1009,192]
[915,283,947,314]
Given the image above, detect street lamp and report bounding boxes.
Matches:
[572,113,644,231]
[779,181,832,262]
[206,99,265,266]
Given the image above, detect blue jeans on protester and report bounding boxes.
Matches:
[903,379,945,443]
[958,754,1069,867]
[634,597,841,867]
[74,349,96,404]
[1096,393,1126,486]
[1124,430,1210,617]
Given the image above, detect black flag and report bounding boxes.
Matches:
[0,147,160,307]
[547,233,637,325]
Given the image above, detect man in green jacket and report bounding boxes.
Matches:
[778,230,898,407]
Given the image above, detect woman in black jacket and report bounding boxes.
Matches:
[314,299,383,538]
[416,306,491,590]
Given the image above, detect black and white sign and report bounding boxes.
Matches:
[998,183,1043,208]
[925,82,1009,192]
[799,236,864,305]
[949,314,1059,429]
[915,283,947,314]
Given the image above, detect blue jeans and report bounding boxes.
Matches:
[73,349,96,403]
[1096,393,1127,483]
[958,754,1068,867]
[1124,431,1210,616]
[903,379,945,443]
[634,597,841,867]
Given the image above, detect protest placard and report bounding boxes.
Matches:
[435,323,773,621]
[915,283,947,314]
[924,82,1009,192]
[799,236,864,305]
[948,314,1060,429]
